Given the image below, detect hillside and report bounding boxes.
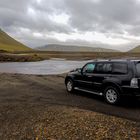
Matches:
[37,44,117,52]
[0,29,31,52]
[129,45,140,52]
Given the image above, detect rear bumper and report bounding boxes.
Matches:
[122,86,140,96]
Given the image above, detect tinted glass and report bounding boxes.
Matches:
[136,63,140,77]
[95,63,104,73]
[95,63,112,73]
[112,63,127,74]
[83,63,95,73]
[105,63,112,72]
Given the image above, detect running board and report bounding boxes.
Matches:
[74,87,103,96]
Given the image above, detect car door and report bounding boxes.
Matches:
[74,63,96,90]
[92,62,112,92]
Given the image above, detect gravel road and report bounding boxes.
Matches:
[0,73,140,122]
[0,73,140,139]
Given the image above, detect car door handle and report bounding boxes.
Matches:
[105,76,111,79]
[87,75,92,78]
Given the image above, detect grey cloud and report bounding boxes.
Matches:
[0,0,71,33]
[63,0,140,34]
[0,0,140,50]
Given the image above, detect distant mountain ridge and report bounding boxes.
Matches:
[0,29,31,52]
[129,45,140,52]
[37,44,118,52]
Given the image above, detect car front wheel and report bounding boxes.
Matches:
[104,86,120,105]
[66,79,74,93]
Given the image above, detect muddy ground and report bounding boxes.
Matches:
[0,73,140,139]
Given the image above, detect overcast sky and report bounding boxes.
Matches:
[1,0,140,51]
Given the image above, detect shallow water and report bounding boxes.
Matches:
[0,59,90,75]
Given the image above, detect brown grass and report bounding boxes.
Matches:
[0,51,140,62]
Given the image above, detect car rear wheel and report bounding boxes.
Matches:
[104,86,120,105]
[66,79,74,93]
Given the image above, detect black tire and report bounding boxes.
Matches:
[104,86,120,105]
[66,79,74,93]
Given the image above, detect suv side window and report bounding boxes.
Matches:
[136,62,140,77]
[94,63,112,74]
[112,62,128,74]
[82,63,95,73]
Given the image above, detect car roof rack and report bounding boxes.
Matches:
[93,59,139,62]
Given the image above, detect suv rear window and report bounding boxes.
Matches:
[136,62,140,77]
[112,63,128,74]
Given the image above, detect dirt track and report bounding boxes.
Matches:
[0,73,140,139]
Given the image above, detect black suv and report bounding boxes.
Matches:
[65,59,140,104]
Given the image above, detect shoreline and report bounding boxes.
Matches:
[0,51,140,62]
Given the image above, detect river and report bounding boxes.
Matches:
[0,59,90,75]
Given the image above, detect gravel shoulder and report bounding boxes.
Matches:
[0,73,140,139]
[0,104,139,140]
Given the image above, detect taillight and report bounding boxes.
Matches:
[130,78,138,88]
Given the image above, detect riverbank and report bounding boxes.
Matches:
[0,73,139,139]
[0,53,43,62]
[0,51,140,62]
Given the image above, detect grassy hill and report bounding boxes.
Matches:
[129,45,140,52]
[37,44,118,52]
[0,29,31,52]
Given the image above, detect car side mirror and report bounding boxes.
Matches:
[79,68,82,73]
[76,68,82,73]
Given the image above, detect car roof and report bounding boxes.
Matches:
[91,59,140,63]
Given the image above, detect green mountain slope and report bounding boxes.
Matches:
[129,45,140,52]
[0,29,31,52]
[37,44,118,52]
